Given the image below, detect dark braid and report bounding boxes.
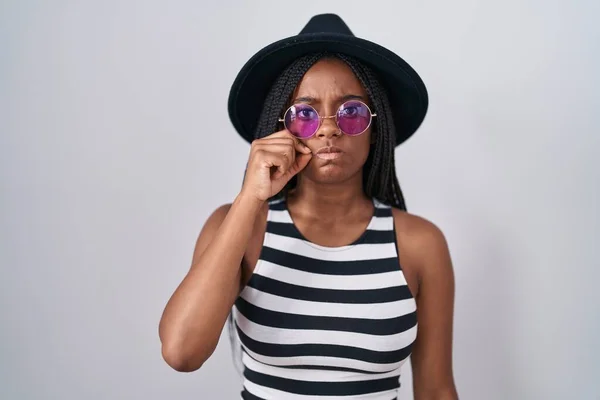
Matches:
[336,54,407,210]
[254,53,325,140]
[252,52,407,211]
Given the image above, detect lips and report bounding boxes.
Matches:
[315,146,343,160]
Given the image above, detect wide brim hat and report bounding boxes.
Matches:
[227,13,428,147]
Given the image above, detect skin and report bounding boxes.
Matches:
[159,58,458,399]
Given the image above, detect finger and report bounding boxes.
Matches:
[285,152,312,178]
[261,137,294,144]
[265,130,311,154]
[259,151,291,177]
[254,143,295,166]
[258,138,297,156]
[264,134,311,155]
[275,130,312,154]
[293,139,312,154]
[267,129,296,139]
[254,143,295,164]
[295,152,312,172]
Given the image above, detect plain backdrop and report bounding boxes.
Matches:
[1,1,599,399]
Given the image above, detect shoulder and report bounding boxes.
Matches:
[390,207,453,280]
[391,208,449,253]
[199,203,233,235]
[200,200,270,234]
[190,203,233,265]
[210,203,233,219]
[191,201,269,267]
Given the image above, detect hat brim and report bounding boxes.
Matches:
[228,32,428,147]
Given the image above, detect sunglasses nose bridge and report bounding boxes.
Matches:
[315,113,341,138]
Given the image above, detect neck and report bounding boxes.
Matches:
[287,173,371,219]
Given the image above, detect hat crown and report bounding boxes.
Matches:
[299,13,354,36]
[228,13,428,148]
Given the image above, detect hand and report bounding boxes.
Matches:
[240,130,312,202]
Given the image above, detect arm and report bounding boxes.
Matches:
[394,211,459,399]
[158,130,311,372]
[158,193,263,372]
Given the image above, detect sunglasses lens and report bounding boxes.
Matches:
[337,101,372,135]
[284,104,319,138]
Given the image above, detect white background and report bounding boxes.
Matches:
[1,1,599,399]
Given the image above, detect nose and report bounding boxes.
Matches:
[316,115,341,139]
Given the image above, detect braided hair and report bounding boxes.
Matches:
[253,52,407,211]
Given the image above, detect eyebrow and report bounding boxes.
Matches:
[291,94,366,104]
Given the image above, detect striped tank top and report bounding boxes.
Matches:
[230,197,418,399]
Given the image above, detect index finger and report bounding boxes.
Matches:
[271,130,312,154]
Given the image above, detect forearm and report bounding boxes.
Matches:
[414,387,458,400]
[159,193,263,371]
[413,377,458,400]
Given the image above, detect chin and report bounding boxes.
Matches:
[304,161,360,184]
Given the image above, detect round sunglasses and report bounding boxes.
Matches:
[278,100,377,139]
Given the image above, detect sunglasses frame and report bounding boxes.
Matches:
[278,100,377,139]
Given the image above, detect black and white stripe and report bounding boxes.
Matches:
[232,198,418,399]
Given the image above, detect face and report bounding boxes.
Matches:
[287,58,373,184]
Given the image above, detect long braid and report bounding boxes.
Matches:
[254,53,325,140]
[336,54,406,210]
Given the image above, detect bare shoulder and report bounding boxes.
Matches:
[199,203,234,238]
[391,208,449,255]
[190,201,269,269]
[208,203,234,222]
[190,203,233,267]
[390,208,453,289]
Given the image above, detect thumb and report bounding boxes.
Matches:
[294,140,312,154]
[286,152,312,178]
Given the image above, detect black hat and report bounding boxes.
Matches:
[227,13,428,147]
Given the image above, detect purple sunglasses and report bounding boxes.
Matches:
[279,100,377,139]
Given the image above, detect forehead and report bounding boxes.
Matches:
[293,58,367,99]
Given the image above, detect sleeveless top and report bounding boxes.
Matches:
[230,197,418,399]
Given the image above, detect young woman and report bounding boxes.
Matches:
[159,14,458,400]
